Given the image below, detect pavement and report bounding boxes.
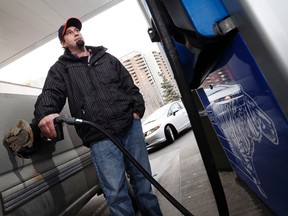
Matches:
[76,130,275,216]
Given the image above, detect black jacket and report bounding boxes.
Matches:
[34,46,145,147]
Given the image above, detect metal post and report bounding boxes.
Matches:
[145,0,229,215]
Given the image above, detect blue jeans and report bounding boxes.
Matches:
[90,119,162,216]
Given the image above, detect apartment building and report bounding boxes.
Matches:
[120,51,179,118]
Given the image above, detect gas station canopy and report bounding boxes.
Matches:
[0,0,123,69]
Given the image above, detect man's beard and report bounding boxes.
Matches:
[76,40,85,49]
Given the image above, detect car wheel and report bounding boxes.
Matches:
[165,125,175,144]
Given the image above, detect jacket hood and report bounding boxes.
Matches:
[58,46,107,62]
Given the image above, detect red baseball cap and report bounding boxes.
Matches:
[58,17,82,41]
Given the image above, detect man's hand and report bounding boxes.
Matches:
[133,112,140,119]
[38,113,60,139]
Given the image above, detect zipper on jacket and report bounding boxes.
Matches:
[87,51,91,67]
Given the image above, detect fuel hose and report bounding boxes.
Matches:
[55,115,194,216]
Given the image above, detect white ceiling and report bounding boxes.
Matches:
[0,0,124,69]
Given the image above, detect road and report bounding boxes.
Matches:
[76,129,274,216]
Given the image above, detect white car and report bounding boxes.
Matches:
[204,84,241,103]
[142,101,191,148]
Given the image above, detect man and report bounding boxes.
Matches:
[34,17,162,216]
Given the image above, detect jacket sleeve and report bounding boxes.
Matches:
[34,63,67,123]
[110,54,145,118]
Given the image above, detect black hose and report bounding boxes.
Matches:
[55,116,194,216]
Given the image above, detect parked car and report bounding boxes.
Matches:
[0,82,136,216]
[142,101,191,148]
[203,84,241,103]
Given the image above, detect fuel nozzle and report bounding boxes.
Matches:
[54,115,82,125]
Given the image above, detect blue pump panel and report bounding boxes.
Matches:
[197,33,288,215]
[173,39,196,85]
[181,0,229,37]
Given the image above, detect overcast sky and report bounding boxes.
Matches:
[0,0,159,86]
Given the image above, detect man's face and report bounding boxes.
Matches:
[61,26,85,49]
